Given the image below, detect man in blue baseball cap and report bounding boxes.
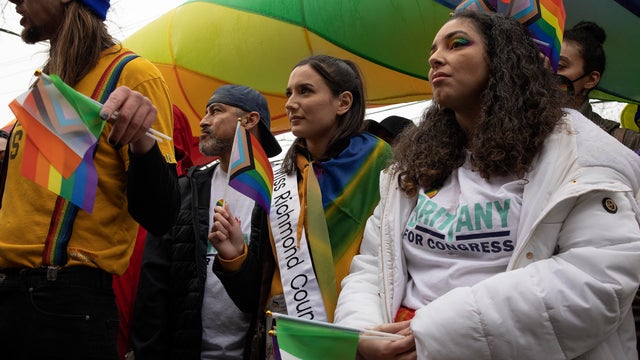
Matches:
[2,0,179,358]
[132,84,281,359]
[204,84,282,157]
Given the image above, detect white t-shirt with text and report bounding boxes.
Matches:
[201,166,255,359]
[402,157,525,310]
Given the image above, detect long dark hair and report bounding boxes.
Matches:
[45,1,116,86]
[281,55,366,174]
[393,11,566,197]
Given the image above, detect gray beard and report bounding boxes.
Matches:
[199,136,232,157]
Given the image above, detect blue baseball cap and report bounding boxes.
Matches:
[207,85,282,158]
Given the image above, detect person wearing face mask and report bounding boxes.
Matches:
[558,21,640,151]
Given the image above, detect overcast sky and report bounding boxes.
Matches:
[0,0,187,128]
[0,0,625,130]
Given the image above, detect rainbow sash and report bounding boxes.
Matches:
[271,133,392,322]
[314,133,392,291]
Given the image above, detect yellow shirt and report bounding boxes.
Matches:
[0,46,175,274]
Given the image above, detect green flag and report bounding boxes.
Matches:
[274,315,359,360]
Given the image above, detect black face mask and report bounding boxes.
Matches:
[555,73,590,96]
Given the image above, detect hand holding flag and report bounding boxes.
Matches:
[268,312,406,360]
[8,71,171,212]
[209,121,273,258]
[209,201,247,260]
[98,85,172,152]
[9,71,107,212]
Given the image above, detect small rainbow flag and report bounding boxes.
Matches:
[228,122,273,213]
[444,0,566,72]
[9,72,106,213]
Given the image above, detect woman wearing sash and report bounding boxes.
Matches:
[334,11,640,360]
[210,55,393,359]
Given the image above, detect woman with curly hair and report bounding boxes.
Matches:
[335,11,640,360]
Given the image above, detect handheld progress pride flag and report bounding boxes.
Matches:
[228,121,273,213]
[270,312,404,360]
[9,72,106,212]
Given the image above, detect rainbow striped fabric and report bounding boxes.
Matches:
[9,73,105,213]
[228,122,273,213]
[446,0,566,72]
[310,133,393,294]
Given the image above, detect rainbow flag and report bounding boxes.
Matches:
[313,134,392,292]
[228,122,273,213]
[9,73,106,212]
[446,0,565,72]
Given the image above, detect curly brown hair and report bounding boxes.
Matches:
[393,11,567,197]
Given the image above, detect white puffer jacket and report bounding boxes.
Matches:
[335,110,640,359]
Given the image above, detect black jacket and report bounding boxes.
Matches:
[128,143,181,236]
[131,162,218,359]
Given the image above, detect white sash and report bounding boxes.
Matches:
[270,166,328,321]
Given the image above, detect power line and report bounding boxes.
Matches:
[0,27,19,36]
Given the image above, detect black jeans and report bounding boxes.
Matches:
[0,266,119,360]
